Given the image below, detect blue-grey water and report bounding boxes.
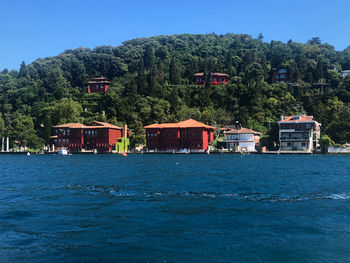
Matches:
[0,154,350,262]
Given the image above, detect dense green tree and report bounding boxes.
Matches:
[1,33,350,148]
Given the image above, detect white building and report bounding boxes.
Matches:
[278,115,321,152]
[341,70,350,78]
[224,128,261,152]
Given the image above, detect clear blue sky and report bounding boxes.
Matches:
[1,0,350,70]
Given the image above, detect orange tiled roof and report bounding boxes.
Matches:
[224,128,261,135]
[87,77,111,84]
[279,115,314,122]
[144,119,214,130]
[53,121,125,130]
[86,121,123,129]
[53,123,85,128]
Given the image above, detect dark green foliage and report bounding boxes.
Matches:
[1,33,350,149]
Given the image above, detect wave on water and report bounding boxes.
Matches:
[42,184,350,203]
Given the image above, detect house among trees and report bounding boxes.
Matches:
[224,128,261,152]
[272,68,294,84]
[87,77,111,94]
[144,119,215,152]
[278,115,321,152]
[50,121,129,153]
[194,72,229,85]
[341,70,350,78]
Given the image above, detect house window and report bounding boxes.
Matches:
[287,142,292,147]
[306,124,311,129]
[301,142,306,147]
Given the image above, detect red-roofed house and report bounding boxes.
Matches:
[144,119,215,152]
[50,121,129,153]
[278,115,321,152]
[224,128,261,152]
[87,77,111,94]
[194,72,229,85]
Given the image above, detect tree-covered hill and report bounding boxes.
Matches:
[1,33,350,149]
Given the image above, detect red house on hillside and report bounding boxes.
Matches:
[194,72,229,85]
[144,119,215,152]
[87,77,111,94]
[272,68,294,84]
[50,121,129,153]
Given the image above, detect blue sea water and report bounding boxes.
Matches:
[0,154,350,262]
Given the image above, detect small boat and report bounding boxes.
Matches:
[58,148,68,155]
[26,152,30,156]
[121,152,127,157]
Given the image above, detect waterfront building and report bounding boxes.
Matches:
[272,68,294,84]
[144,119,215,152]
[87,77,111,94]
[194,72,229,85]
[278,115,321,152]
[50,121,129,153]
[224,128,261,152]
[341,70,350,78]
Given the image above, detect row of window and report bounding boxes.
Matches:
[275,74,286,79]
[55,138,69,144]
[226,134,254,141]
[55,129,70,135]
[280,123,313,130]
[286,142,308,147]
[146,133,203,138]
[162,144,203,148]
[90,85,106,89]
[195,78,226,82]
[84,130,98,136]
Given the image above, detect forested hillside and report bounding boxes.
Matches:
[1,33,350,149]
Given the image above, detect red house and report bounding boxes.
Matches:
[144,119,215,152]
[194,72,229,85]
[272,68,294,84]
[87,77,111,94]
[50,121,129,153]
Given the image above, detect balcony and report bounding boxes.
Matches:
[280,136,310,141]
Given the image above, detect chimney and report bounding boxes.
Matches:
[280,115,284,121]
[123,124,127,138]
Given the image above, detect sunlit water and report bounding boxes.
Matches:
[0,154,350,262]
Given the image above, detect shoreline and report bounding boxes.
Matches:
[1,151,350,155]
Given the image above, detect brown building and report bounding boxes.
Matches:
[87,77,111,94]
[272,68,294,84]
[144,119,215,152]
[50,121,129,153]
[194,72,229,85]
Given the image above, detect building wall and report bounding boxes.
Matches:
[279,121,320,152]
[145,127,214,151]
[53,126,124,153]
[225,133,260,152]
[194,74,228,85]
[88,84,110,94]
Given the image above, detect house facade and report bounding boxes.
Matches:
[224,128,261,152]
[144,119,215,152]
[50,121,129,153]
[278,115,321,152]
[87,77,111,94]
[272,68,294,84]
[341,70,350,78]
[194,72,229,85]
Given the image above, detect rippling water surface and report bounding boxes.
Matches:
[0,154,350,262]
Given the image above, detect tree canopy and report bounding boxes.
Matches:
[1,33,350,149]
